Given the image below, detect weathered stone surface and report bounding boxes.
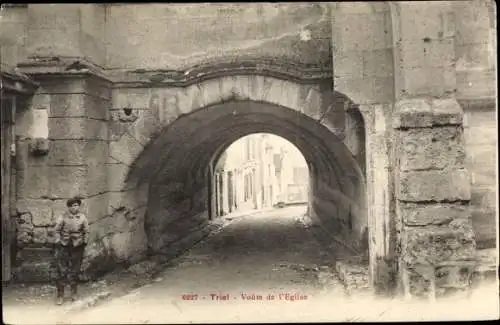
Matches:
[127,260,158,276]
[85,141,110,166]
[35,77,88,96]
[86,164,109,196]
[19,165,50,199]
[16,213,34,245]
[105,4,330,70]
[435,262,476,290]
[49,139,87,165]
[402,223,476,265]
[49,139,108,166]
[13,261,54,283]
[48,165,88,198]
[155,221,211,258]
[49,93,86,117]
[81,239,113,277]
[393,99,433,128]
[362,48,394,78]
[48,117,108,140]
[123,110,156,146]
[302,86,322,118]
[248,75,266,102]
[83,94,110,120]
[198,78,224,108]
[332,9,391,52]
[20,199,54,226]
[335,75,394,105]
[107,186,148,215]
[123,206,147,232]
[92,210,130,239]
[398,169,471,202]
[399,38,455,70]
[85,193,110,223]
[399,204,470,226]
[399,127,466,171]
[107,231,138,262]
[153,213,208,246]
[431,99,464,126]
[51,199,69,220]
[33,227,48,244]
[107,162,136,191]
[128,224,148,260]
[335,260,370,294]
[393,99,464,129]
[47,227,57,244]
[109,131,144,165]
[176,83,203,115]
[263,77,287,106]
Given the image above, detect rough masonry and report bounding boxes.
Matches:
[0,2,496,298]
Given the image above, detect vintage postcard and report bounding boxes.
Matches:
[1,2,498,324]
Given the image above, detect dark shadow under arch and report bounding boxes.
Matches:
[128,99,368,259]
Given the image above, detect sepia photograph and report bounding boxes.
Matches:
[1,2,498,324]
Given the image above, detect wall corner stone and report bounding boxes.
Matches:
[392,97,477,300]
[393,98,464,129]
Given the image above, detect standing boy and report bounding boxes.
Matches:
[53,197,89,305]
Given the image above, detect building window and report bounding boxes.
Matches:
[245,138,251,161]
[244,173,253,201]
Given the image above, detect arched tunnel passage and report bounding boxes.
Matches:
[128,100,368,261]
[211,133,310,218]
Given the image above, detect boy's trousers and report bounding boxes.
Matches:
[54,244,85,287]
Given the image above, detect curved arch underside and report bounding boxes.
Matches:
[129,100,367,255]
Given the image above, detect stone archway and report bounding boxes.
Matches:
[106,73,371,284]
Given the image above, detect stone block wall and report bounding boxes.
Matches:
[311,179,367,255]
[11,72,117,281]
[104,3,331,70]
[0,5,28,73]
[462,102,497,249]
[453,1,496,100]
[393,98,477,299]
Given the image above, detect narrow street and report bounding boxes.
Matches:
[62,205,347,324]
[4,206,346,324]
[4,206,497,324]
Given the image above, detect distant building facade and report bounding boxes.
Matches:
[214,134,309,217]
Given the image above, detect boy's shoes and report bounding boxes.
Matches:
[56,297,64,305]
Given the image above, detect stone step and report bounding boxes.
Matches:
[12,261,55,283]
[335,259,371,295]
[18,246,54,263]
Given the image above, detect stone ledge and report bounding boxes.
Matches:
[17,56,111,83]
[393,98,464,129]
[110,56,333,88]
[458,97,496,112]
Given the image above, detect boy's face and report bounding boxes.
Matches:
[69,203,80,214]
